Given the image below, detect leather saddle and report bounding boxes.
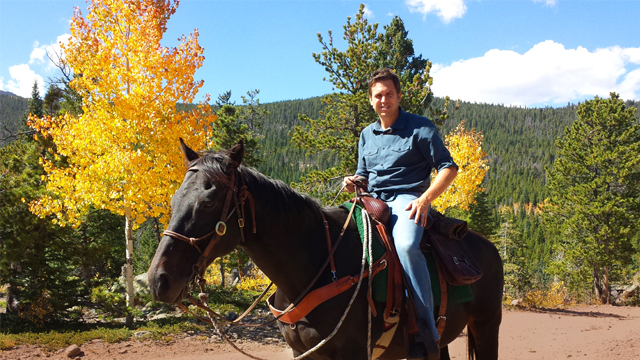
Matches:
[349,182,482,287]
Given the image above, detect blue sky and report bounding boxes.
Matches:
[1,0,639,107]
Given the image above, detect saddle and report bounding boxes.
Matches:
[351,194,483,288]
[349,194,482,343]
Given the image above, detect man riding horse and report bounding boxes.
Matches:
[343,68,458,360]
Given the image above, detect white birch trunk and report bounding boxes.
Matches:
[125,207,135,327]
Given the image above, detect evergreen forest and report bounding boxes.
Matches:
[2,87,639,328]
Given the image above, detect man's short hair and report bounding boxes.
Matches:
[368,68,401,97]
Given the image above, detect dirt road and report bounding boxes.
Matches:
[3,305,639,360]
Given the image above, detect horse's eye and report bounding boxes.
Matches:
[202,200,215,208]
[204,182,212,190]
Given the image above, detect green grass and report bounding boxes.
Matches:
[0,316,210,352]
[0,285,270,352]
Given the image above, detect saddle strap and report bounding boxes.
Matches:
[267,254,389,325]
[375,223,404,319]
[321,212,337,279]
[435,257,448,337]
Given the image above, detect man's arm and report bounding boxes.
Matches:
[345,133,369,193]
[405,166,458,226]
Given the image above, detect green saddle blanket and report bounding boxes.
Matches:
[342,202,473,306]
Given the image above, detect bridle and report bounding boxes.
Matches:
[163,161,256,295]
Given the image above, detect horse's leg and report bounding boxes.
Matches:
[464,232,503,360]
[440,345,451,360]
[467,314,500,360]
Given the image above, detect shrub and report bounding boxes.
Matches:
[523,281,571,308]
[90,285,126,318]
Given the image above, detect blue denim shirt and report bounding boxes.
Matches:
[355,108,457,200]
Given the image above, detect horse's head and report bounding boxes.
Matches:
[148,139,248,304]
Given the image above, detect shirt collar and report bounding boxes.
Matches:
[372,107,407,134]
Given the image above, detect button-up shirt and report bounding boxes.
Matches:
[355,108,457,200]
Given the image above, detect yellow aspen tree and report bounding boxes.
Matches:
[432,121,488,212]
[28,0,215,326]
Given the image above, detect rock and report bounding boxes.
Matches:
[134,273,150,295]
[226,311,238,321]
[511,299,521,306]
[225,269,240,286]
[134,331,152,338]
[110,272,150,295]
[150,313,170,320]
[65,344,82,358]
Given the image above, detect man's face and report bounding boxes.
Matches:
[369,79,401,121]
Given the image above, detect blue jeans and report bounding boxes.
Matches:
[386,193,440,341]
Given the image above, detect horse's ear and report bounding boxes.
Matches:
[179,138,199,166]
[227,139,244,166]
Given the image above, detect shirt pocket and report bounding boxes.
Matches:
[389,139,414,165]
[363,147,379,169]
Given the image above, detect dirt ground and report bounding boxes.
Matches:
[3,305,639,360]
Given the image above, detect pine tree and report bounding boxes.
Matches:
[468,190,497,237]
[290,5,455,203]
[546,93,640,304]
[209,90,267,167]
[19,82,43,131]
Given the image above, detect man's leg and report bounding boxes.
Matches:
[387,194,440,342]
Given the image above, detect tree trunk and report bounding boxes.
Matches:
[154,217,161,243]
[219,258,225,287]
[124,207,135,327]
[601,265,611,304]
[236,249,243,281]
[593,265,603,302]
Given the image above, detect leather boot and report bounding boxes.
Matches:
[407,341,428,360]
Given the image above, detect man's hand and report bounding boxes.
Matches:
[406,166,458,227]
[405,196,430,227]
[343,175,358,193]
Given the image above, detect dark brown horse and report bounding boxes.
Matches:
[148,141,503,360]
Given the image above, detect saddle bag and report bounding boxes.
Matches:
[426,230,483,286]
[427,209,468,240]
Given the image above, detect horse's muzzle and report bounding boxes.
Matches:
[149,269,187,304]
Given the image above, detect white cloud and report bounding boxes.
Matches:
[363,4,374,19]
[4,64,45,98]
[431,40,640,106]
[406,0,467,24]
[2,33,71,98]
[29,34,71,70]
[29,41,47,64]
[533,0,557,7]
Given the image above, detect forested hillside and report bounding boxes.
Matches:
[0,92,29,146]
[440,100,577,206]
[256,97,335,183]
[257,97,640,207]
[4,91,637,207]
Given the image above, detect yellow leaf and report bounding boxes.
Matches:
[27,0,211,227]
[433,121,488,212]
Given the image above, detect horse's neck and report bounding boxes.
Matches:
[240,171,329,302]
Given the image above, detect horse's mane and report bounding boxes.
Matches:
[192,151,323,217]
